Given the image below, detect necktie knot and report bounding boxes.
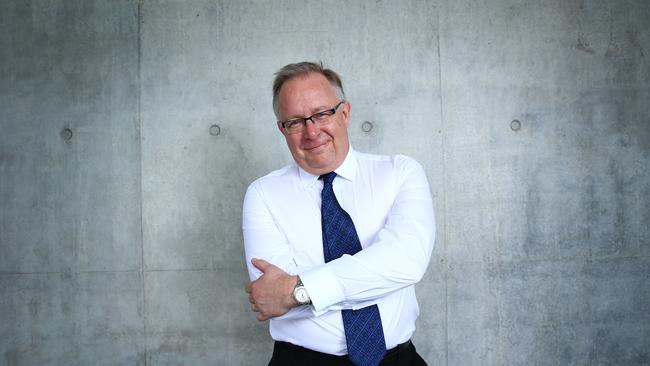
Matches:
[320,172,337,185]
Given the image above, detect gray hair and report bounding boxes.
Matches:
[272,61,346,118]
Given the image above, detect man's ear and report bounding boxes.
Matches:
[341,101,351,127]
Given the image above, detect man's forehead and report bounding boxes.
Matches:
[277,74,338,115]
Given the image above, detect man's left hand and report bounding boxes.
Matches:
[245,258,297,321]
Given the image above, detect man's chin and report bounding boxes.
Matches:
[300,157,336,175]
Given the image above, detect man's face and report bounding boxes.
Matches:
[276,73,351,176]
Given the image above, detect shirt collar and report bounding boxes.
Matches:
[297,147,358,187]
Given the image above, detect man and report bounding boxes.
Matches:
[243,62,435,366]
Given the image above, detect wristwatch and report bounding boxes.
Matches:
[292,276,311,305]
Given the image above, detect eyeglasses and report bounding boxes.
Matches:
[278,101,345,134]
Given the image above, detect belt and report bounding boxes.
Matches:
[276,339,412,361]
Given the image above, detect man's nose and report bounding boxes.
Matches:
[303,118,320,137]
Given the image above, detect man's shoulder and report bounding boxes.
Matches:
[354,150,423,171]
[247,164,298,189]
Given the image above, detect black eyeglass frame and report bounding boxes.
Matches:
[278,101,345,133]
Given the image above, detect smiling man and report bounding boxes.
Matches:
[243,62,435,366]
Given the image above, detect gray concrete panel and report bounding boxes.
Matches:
[440,1,650,364]
[0,272,144,365]
[140,0,271,271]
[492,259,592,365]
[145,269,269,365]
[447,261,501,365]
[583,257,650,365]
[439,0,650,264]
[495,257,649,365]
[0,0,141,273]
[448,257,650,365]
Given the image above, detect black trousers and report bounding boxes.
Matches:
[268,340,428,366]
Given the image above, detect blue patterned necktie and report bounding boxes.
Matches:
[320,172,387,366]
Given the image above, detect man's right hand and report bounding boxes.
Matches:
[245,258,298,321]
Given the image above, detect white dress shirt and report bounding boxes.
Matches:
[243,148,435,355]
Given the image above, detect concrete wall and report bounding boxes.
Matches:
[1,0,648,365]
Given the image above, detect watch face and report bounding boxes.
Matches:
[295,288,309,303]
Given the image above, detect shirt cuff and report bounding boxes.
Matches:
[298,262,345,313]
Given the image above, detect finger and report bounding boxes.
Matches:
[251,258,270,271]
[248,295,255,304]
[245,282,252,293]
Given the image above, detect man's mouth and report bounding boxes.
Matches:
[303,140,330,151]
